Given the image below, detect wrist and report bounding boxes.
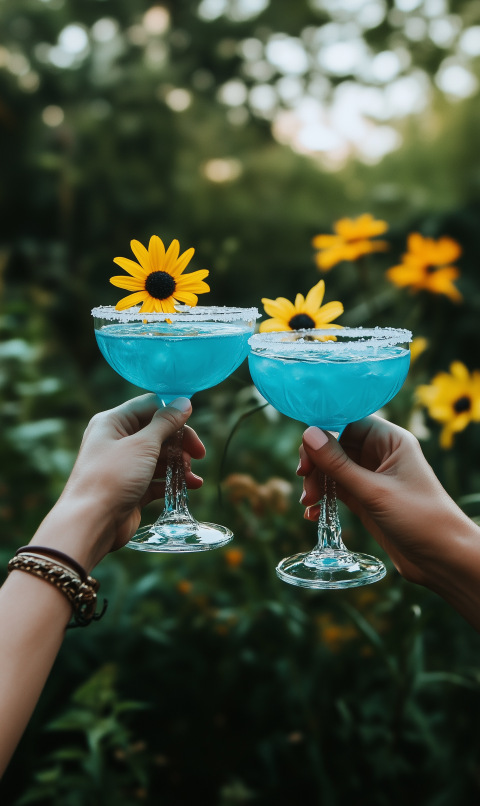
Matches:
[29,496,114,574]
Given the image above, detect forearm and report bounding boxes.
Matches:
[0,503,109,777]
[420,519,480,632]
[0,572,71,777]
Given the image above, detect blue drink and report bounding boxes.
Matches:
[96,321,252,403]
[248,328,412,589]
[249,343,410,433]
[92,306,258,553]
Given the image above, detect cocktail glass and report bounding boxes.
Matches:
[248,327,412,589]
[92,305,259,552]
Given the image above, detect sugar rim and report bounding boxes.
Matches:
[92,305,260,322]
[249,326,412,355]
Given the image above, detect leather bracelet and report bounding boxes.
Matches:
[7,549,107,628]
[15,545,88,582]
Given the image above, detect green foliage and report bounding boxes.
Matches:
[15,665,149,806]
[2,0,480,804]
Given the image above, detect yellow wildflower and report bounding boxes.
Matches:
[416,362,480,448]
[312,213,389,271]
[110,235,209,313]
[386,233,462,303]
[259,279,343,333]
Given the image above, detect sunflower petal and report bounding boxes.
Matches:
[140,296,155,313]
[425,268,462,302]
[171,247,195,278]
[259,318,291,333]
[450,361,469,382]
[430,404,454,421]
[149,235,165,273]
[174,291,198,306]
[386,264,425,288]
[175,269,209,285]
[176,279,210,294]
[261,297,296,319]
[410,337,428,363]
[451,412,472,433]
[113,257,148,280]
[314,301,344,324]
[314,247,348,270]
[160,298,176,313]
[440,425,454,449]
[312,234,343,249]
[335,214,388,241]
[110,276,145,291]
[163,240,180,275]
[304,279,325,313]
[130,240,151,272]
[115,291,148,311]
[430,237,462,266]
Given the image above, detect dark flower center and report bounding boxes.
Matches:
[453,395,471,414]
[426,265,438,274]
[145,271,176,300]
[289,313,315,330]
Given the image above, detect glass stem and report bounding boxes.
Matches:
[155,427,196,527]
[315,474,347,552]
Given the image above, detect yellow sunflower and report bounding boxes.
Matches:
[110,235,210,313]
[386,233,462,303]
[312,214,389,272]
[259,279,343,333]
[416,361,480,448]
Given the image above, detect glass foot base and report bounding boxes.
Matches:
[276,550,386,589]
[127,522,234,553]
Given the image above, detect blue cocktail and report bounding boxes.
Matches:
[93,305,258,552]
[248,327,412,588]
[95,320,252,404]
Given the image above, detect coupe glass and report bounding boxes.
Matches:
[92,305,259,552]
[248,327,412,589]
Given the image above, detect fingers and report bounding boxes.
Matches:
[300,468,325,507]
[181,425,206,460]
[112,393,162,430]
[82,394,163,450]
[141,469,204,507]
[302,426,382,507]
[152,450,203,486]
[135,397,193,451]
[297,444,315,477]
[304,504,320,522]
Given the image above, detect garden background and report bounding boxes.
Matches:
[2,0,480,803]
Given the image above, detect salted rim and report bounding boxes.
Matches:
[92,305,260,322]
[249,327,412,355]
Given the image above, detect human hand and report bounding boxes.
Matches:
[30,394,205,571]
[297,415,479,588]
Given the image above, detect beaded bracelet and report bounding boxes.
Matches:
[7,546,107,628]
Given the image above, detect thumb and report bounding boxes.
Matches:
[139,397,192,449]
[302,426,380,506]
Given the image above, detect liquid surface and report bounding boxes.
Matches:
[96,321,253,402]
[248,345,410,431]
